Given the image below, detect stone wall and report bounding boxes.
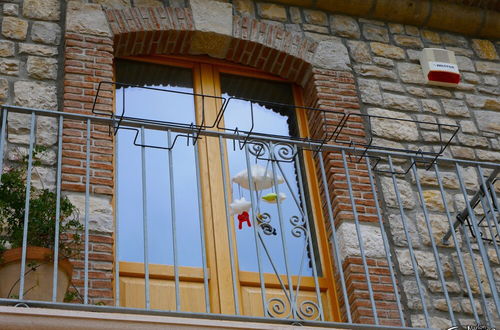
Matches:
[0,0,114,305]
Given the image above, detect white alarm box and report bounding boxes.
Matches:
[419,48,461,87]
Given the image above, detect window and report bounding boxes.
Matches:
[114,56,341,321]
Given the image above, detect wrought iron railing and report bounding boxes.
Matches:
[0,103,499,329]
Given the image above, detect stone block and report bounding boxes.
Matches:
[257,3,287,22]
[452,252,491,295]
[475,110,500,134]
[373,56,393,67]
[421,30,441,44]
[2,17,28,40]
[302,24,328,34]
[426,87,452,98]
[133,0,162,6]
[346,40,371,64]
[336,222,386,261]
[476,149,500,162]
[66,1,112,37]
[370,42,405,59]
[67,192,114,233]
[466,95,500,110]
[459,120,478,134]
[312,40,350,71]
[369,108,419,142]
[388,214,420,247]
[0,78,8,99]
[441,99,470,117]
[354,65,396,79]
[472,39,498,60]
[441,33,468,47]
[234,0,255,16]
[288,7,301,23]
[428,280,462,294]
[3,4,19,16]
[476,61,500,74]
[31,21,61,45]
[93,0,131,8]
[397,63,425,84]
[421,99,441,114]
[434,298,461,313]
[380,175,416,209]
[190,0,232,58]
[0,40,15,57]
[405,25,420,37]
[382,93,419,112]
[394,35,423,48]
[396,249,452,279]
[388,23,404,34]
[27,56,58,80]
[406,86,426,97]
[483,75,498,86]
[358,79,382,105]
[450,146,475,160]
[455,56,475,72]
[0,58,19,76]
[411,315,452,329]
[457,134,489,148]
[19,43,58,56]
[362,24,389,42]
[303,9,327,26]
[330,14,359,39]
[422,190,454,212]
[462,72,480,84]
[406,49,420,62]
[23,0,60,21]
[14,81,57,110]
[380,81,404,93]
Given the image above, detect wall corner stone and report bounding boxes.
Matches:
[189,0,233,58]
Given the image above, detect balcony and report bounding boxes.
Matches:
[0,102,499,330]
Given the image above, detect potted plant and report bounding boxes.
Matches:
[0,146,82,301]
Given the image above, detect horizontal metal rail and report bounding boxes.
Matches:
[2,105,498,168]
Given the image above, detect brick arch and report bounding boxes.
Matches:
[63,5,400,324]
[105,8,317,86]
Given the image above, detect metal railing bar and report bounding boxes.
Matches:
[0,298,428,330]
[84,118,91,305]
[293,146,324,321]
[140,126,151,309]
[269,141,296,318]
[0,109,7,176]
[114,128,121,307]
[341,150,379,324]
[434,163,479,323]
[4,105,498,169]
[195,139,210,313]
[244,144,268,316]
[443,168,500,244]
[317,151,352,323]
[167,131,181,311]
[365,156,405,325]
[459,222,493,326]
[387,156,430,327]
[411,160,455,325]
[455,163,500,319]
[218,136,240,315]
[478,196,500,265]
[18,112,36,300]
[477,166,500,260]
[51,115,63,303]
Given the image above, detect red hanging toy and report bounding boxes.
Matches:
[237,211,251,229]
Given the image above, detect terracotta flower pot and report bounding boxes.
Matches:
[0,247,73,302]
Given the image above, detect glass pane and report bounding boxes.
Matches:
[221,73,317,276]
[116,60,202,267]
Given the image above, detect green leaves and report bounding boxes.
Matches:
[0,147,82,259]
